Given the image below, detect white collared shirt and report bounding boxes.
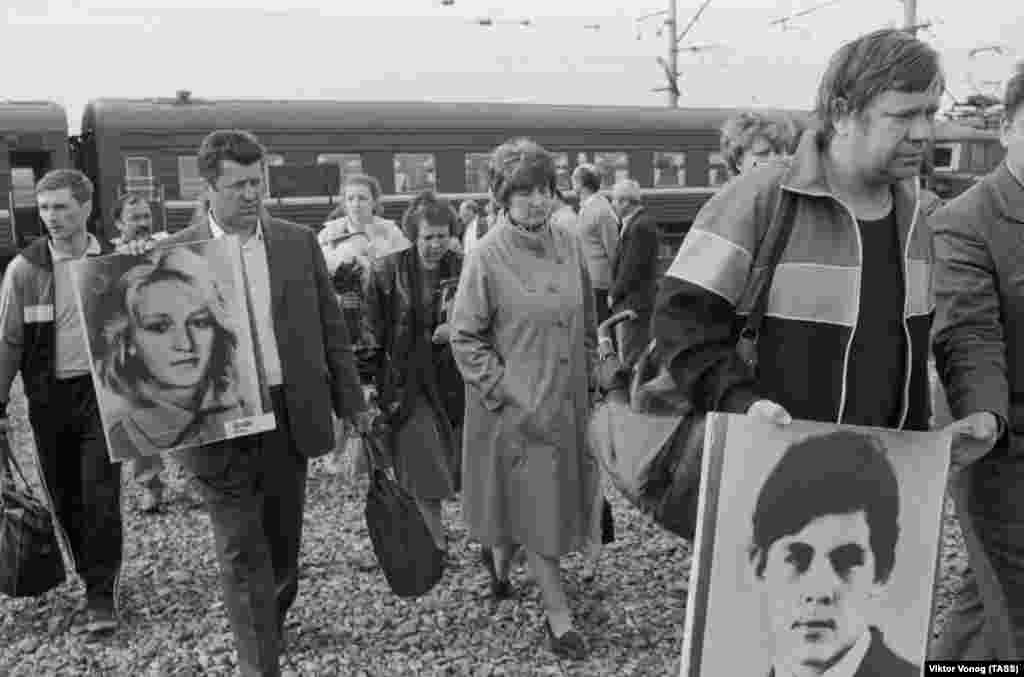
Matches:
[208,213,283,387]
[50,233,102,379]
[772,629,872,677]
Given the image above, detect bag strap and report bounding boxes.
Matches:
[1,431,33,493]
[735,186,799,367]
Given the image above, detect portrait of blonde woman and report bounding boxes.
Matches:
[82,243,263,461]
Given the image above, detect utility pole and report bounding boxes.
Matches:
[667,0,679,107]
[903,0,918,36]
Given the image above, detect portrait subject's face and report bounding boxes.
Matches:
[758,510,885,675]
[132,279,217,391]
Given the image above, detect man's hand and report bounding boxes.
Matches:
[349,409,376,436]
[944,411,1001,473]
[747,399,793,425]
[116,238,159,257]
[432,323,452,344]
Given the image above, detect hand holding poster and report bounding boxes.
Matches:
[680,414,952,677]
[70,237,276,462]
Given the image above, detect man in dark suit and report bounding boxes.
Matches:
[120,130,370,677]
[608,179,659,368]
[749,431,919,677]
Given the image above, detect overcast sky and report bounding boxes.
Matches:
[3,0,1019,132]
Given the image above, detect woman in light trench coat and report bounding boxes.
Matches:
[449,137,600,661]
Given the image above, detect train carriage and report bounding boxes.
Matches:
[77,95,805,270]
[928,119,1004,199]
[0,101,70,270]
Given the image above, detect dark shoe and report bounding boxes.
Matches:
[545,620,587,661]
[480,548,513,599]
[71,600,118,636]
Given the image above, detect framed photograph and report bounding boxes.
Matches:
[679,413,952,677]
[70,237,276,463]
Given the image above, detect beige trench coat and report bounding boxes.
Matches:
[450,215,599,557]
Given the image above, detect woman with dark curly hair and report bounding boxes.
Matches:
[363,190,465,552]
[96,245,254,458]
[449,137,600,660]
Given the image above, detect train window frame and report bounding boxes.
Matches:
[317,153,364,195]
[124,156,155,200]
[592,151,630,189]
[393,153,437,195]
[931,143,959,171]
[708,151,730,187]
[177,156,206,201]
[263,153,285,199]
[10,167,38,208]
[464,153,491,193]
[653,151,687,187]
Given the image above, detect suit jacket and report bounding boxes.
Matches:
[160,208,366,458]
[767,627,918,677]
[610,206,659,314]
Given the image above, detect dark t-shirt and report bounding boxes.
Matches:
[841,208,907,428]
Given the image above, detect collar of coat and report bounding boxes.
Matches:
[22,231,113,270]
[780,129,920,222]
[990,161,1024,223]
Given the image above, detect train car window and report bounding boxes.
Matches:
[317,154,364,194]
[125,156,155,200]
[593,152,629,189]
[263,154,284,198]
[653,152,687,187]
[177,156,206,201]
[931,144,956,171]
[10,168,37,208]
[708,152,730,187]
[464,153,490,193]
[394,154,436,194]
[552,153,571,192]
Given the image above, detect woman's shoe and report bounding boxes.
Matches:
[545,620,587,661]
[480,548,513,599]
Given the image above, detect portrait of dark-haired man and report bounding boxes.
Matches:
[748,431,918,677]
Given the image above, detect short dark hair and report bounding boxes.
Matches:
[748,431,901,584]
[489,137,557,208]
[572,164,602,193]
[197,129,267,186]
[114,193,150,222]
[1004,61,1024,122]
[36,169,93,204]
[815,28,944,142]
[401,190,458,241]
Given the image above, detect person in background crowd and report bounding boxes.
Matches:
[119,130,371,677]
[110,193,175,513]
[550,189,577,231]
[364,191,465,553]
[459,199,484,257]
[608,179,660,369]
[450,137,599,661]
[930,61,1024,660]
[571,163,619,325]
[652,29,990,495]
[0,169,123,635]
[320,174,409,477]
[719,111,798,179]
[321,174,410,262]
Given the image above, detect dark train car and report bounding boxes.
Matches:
[77,95,804,268]
[928,120,1004,200]
[0,101,70,271]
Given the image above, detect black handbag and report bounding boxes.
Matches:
[632,187,799,539]
[0,433,66,598]
[362,431,445,598]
